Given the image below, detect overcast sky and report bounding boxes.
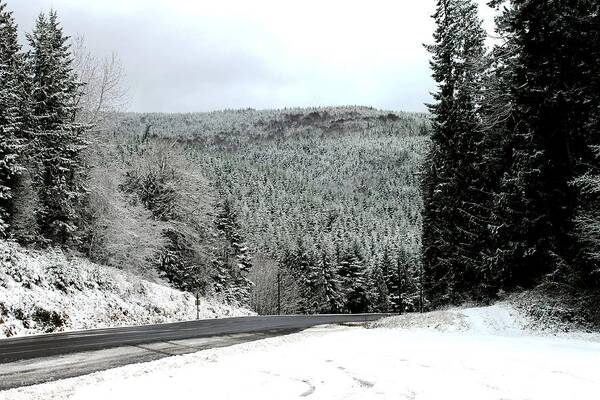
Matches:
[10,0,496,113]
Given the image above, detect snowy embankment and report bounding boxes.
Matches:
[371,303,529,335]
[4,303,599,400]
[0,241,253,338]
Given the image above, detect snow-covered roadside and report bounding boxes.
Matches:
[3,305,599,400]
[0,241,253,338]
[372,304,529,335]
[373,303,600,341]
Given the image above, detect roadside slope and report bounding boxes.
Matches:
[0,241,252,338]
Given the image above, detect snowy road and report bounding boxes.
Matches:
[0,314,388,364]
[0,314,388,389]
[2,305,599,400]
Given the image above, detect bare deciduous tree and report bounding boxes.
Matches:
[249,257,300,315]
[84,162,167,280]
[72,35,127,129]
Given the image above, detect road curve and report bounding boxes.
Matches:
[0,314,390,364]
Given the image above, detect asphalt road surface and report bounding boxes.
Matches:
[0,314,390,389]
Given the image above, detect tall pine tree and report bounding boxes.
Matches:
[28,11,88,246]
[422,0,487,306]
[212,197,253,305]
[312,243,343,313]
[338,241,368,313]
[0,1,26,237]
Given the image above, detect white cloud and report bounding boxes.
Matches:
[9,0,496,113]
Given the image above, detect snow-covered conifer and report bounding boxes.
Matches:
[27,11,88,246]
[0,1,27,237]
[421,0,487,306]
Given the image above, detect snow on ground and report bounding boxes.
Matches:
[0,241,253,338]
[3,305,599,400]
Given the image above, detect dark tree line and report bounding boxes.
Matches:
[423,0,600,307]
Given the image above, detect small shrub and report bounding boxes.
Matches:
[13,307,25,320]
[32,308,67,332]
[0,302,8,316]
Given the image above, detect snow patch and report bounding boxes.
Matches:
[461,304,527,336]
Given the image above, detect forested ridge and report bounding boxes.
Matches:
[113,108,430,314]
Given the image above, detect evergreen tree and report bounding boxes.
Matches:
[0,1,26,237]
[212,197,253,305]
[380,245,399,311]
[158,228,207,292]
[395,249,410,312]
[312,244,343,313]
[284,237,317,313]
[338,241,368,313]
[27,11,88,246]
[421,0,487,306]
[368,262,389,312]
[472,36,520,295]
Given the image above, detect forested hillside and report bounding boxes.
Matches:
[111,108,430,314]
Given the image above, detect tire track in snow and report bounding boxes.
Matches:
[336,365,375,388]
[259,370,316,397]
